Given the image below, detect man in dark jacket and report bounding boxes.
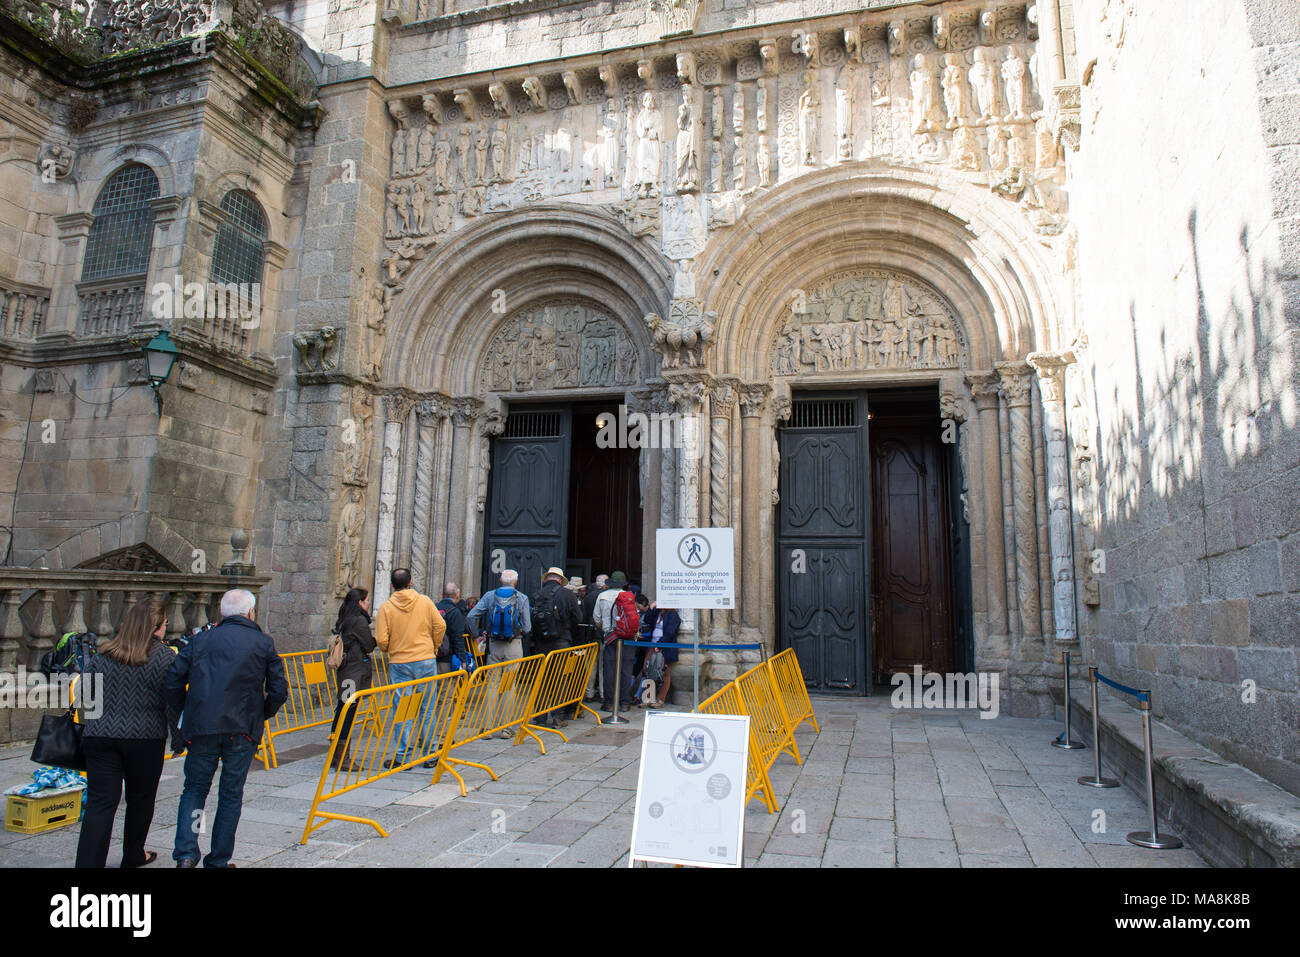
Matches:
[532,567,582,727]
[166,589,287,868]
[436,583,471,672]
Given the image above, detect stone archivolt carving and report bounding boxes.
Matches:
[479,301,640,394]
[770,269,966,376]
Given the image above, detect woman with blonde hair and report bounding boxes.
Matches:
[74,598,176,868]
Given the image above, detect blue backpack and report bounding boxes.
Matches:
[488,587,521,639]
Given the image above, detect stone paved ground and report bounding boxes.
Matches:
[0,696,1208,867]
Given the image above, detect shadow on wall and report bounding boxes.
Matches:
[1090,206,1299,792]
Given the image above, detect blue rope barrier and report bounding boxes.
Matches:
[1095,670,1149,703]
[618,640,762,651]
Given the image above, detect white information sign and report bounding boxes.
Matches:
[629,710,750,868]
[655,527,735,610]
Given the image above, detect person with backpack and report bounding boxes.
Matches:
[467,569,532,738]
[531,567,581,728]
[75,598,176,868]
[328,587,376,772]
[636,601,679,707]
[593,571,639,714]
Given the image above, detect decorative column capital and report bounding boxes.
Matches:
[965,370,1002,410]
[382,391,415,422]
[940,383,972,423]
[415,394,449,422]
[709,376,740,417]
[737,383,770,418]
[1026,351,1071,405]
[479,406,506,436]
[994,360,1034,407]
[449,396,481,427]
[668,376,708,413]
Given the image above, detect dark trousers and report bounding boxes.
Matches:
[330,661,372,755]
[173,733,257,868]
[75,736,165,868]
[601,638,635,708]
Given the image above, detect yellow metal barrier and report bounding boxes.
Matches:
[256,648,337,769]
[768,648,821,734]
[429,654,548,795]
[698,682,777,813]
[300,669,467,843]
[736,661,802,769]
[521,643,602,741]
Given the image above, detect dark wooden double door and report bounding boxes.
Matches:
[480,404,641,598]
[777,391,961,694]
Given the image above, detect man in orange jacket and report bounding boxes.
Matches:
[375,567,446,768]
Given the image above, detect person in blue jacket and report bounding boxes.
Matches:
[637,601,679,706]
[165,589,287,868]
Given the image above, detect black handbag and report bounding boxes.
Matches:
[30,710,86,771]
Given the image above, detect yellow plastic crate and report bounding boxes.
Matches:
[5,789,84,834]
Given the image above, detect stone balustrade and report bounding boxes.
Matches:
[76,276,146,337]
[0,278,49,342]
[0,568,270,671]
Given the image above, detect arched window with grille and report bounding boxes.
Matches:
[210,190,268,288]
[81,164,160,282]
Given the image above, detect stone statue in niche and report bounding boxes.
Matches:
[1002,48,1030,123]
[433,139,451,191]
[632,92,663,199]
[474,125,489,185]
[600,98,622,187]
[391,125,407,177]
[909,54,940,134]
[360,274,389,381]
[479,302,640,393]
[409,180,429,235]
[969,47,1000,125]
[345,387,373,485]
[385,183,403,238]
[769,269,964,376]
[942,53,971,128]
[417,123,435,170]
[676,94,700,192]
[455,125,472,186]
[490,123,510,183]
[798,69,819,165]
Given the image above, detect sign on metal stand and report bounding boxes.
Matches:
[655,528,735,711]
[629,710,750,868]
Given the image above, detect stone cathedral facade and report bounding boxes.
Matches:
[0,0,1297,797]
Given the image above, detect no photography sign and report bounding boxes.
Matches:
[655,528,735,610]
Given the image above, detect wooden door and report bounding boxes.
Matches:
[776,395,870,694]
[481,407,572,596]
[870,418,954,678]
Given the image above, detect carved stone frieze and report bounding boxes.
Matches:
[771,269,966,376]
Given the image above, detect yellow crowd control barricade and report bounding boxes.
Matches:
[768,648,820,734]
[300,669,466,844]
[429,654,548,795]
[256,648,337,769]
[698,682,778,814]
[736,661,802,769]
[521,643,602,742]
[371,649,391,688]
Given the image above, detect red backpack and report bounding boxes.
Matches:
[608,591,640,644]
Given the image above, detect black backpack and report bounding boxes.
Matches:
[39,631,97,676]
[532,582,565,641]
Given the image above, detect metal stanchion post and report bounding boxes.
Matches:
[1078,667,1118,788]
[1051,650,1085,749]
[1126,695,1182,849]
[605,639,629,725]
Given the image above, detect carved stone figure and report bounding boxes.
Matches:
[757,133,771,187]
[522,76,546,111]
[432,139,451,191]
[480,302,639,392]
[1002,48,1030,122]
[409,179,429,235]
[632,92,662,199]
[951,125,981,171]
[733,132,748,190]
[490,124,509,182]
[987,124,1008,170]
[798,69,819,165]
[646,299,716,369]
[391,126,407,177]
[836,66,854,159]
[941,52,971,128]
[455,125,472,185]
[345,388,373,485]
[385,183,404,238]
[969,46,1000,125]
[1035,116,1059,168]
[361,276,388,380]
[417,123,435,170]
[600,98,622,187]
[676,97,700,192]
[293,326,339,374]
[909,54,939,134]
[334,487,365,598]
[473,125,489,184]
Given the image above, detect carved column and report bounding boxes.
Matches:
[372,393,413,608]
[1032,390,1055,641]
[653,389,677,531]
[410,397,445,595]
[469,406,506,588]
[996,362,1041,642]
[445,398,481,592]
[425,397,453,592]
[737,384,770,633]
[707,379,738,636]
[1028,352,1077,644]
[966,373,1009,644]
[669,378,708,530]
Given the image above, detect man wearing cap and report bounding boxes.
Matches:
[532,567,582,728]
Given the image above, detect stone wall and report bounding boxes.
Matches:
[1071,0,1300,795]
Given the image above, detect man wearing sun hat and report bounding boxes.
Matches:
[532,567,582,727]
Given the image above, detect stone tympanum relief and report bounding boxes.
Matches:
[770,269,967,376]
[478,301,641,394]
